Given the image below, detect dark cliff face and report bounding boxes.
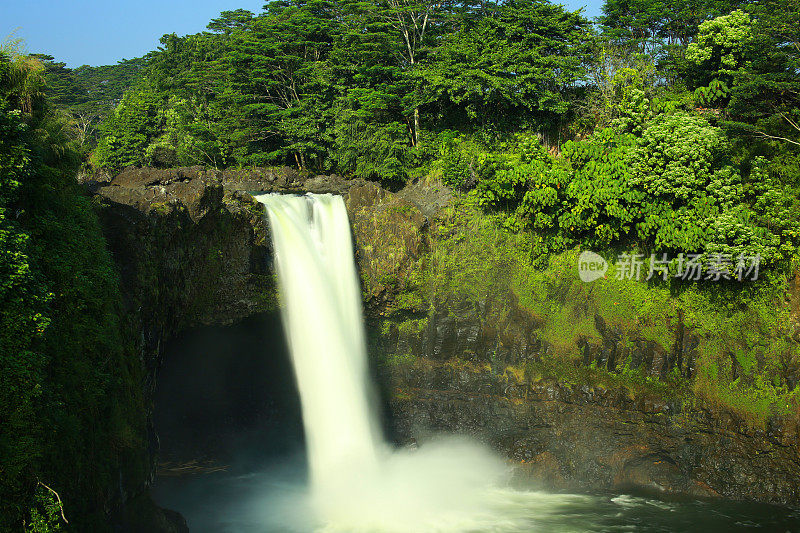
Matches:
[91,166,382,397]
[91,165,380,350]
[385,360,800,503]
[90,167,800,514]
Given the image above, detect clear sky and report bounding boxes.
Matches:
[562,0,604,21]
[1,0,605,68]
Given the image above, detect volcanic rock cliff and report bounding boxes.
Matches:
[87,166,800,520]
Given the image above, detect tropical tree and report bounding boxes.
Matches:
[420,0,592,136]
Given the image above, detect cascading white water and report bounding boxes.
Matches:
[255,193,383,493]
[256,192,550,532]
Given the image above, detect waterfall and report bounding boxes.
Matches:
[256,192,516,532]
[255,193,383,493]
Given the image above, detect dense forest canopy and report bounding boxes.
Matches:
[1,0,799,530]
[34,1,798,185]
[46,0,798,190]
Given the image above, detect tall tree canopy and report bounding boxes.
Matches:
[419,0,592,132]
[87,0,593,179]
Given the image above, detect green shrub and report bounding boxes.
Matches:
[436,105,795,274]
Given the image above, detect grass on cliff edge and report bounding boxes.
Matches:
[386,197,800,428]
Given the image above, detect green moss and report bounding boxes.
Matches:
[389,203,414,214]
[385,196,800,427]
[524,356,685,399]
[149,201,173,216]
[397,317,428,337]
[694,366,800,426]
[251,281,279,311]
[247,201,265,217]
[384,353,419,367]
[393,290,428,314]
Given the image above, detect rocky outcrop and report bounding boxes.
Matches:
[385,358,800,504]
[88,166,800,514]
[91,166,373,332]
[376,299,699,379]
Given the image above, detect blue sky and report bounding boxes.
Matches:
[1,0,604,68]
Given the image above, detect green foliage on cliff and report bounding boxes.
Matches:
[440,102,799,272]
[384,199,799,426]
[24,486,64,533]
[0,48,146,531]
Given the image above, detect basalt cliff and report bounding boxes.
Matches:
[86,166,800,527]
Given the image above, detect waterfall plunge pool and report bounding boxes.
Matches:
[150,313,800,532]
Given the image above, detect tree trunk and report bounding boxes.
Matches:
[413,107,421,148]
[410,51,420,148]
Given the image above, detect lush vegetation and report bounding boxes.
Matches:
[0,45,146,531]
[59,1,591,181]
[66,1,797,190]
[440,107,798,268]
[33,55,146,156]
[380,198,799,427]
[0,0,798,528]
